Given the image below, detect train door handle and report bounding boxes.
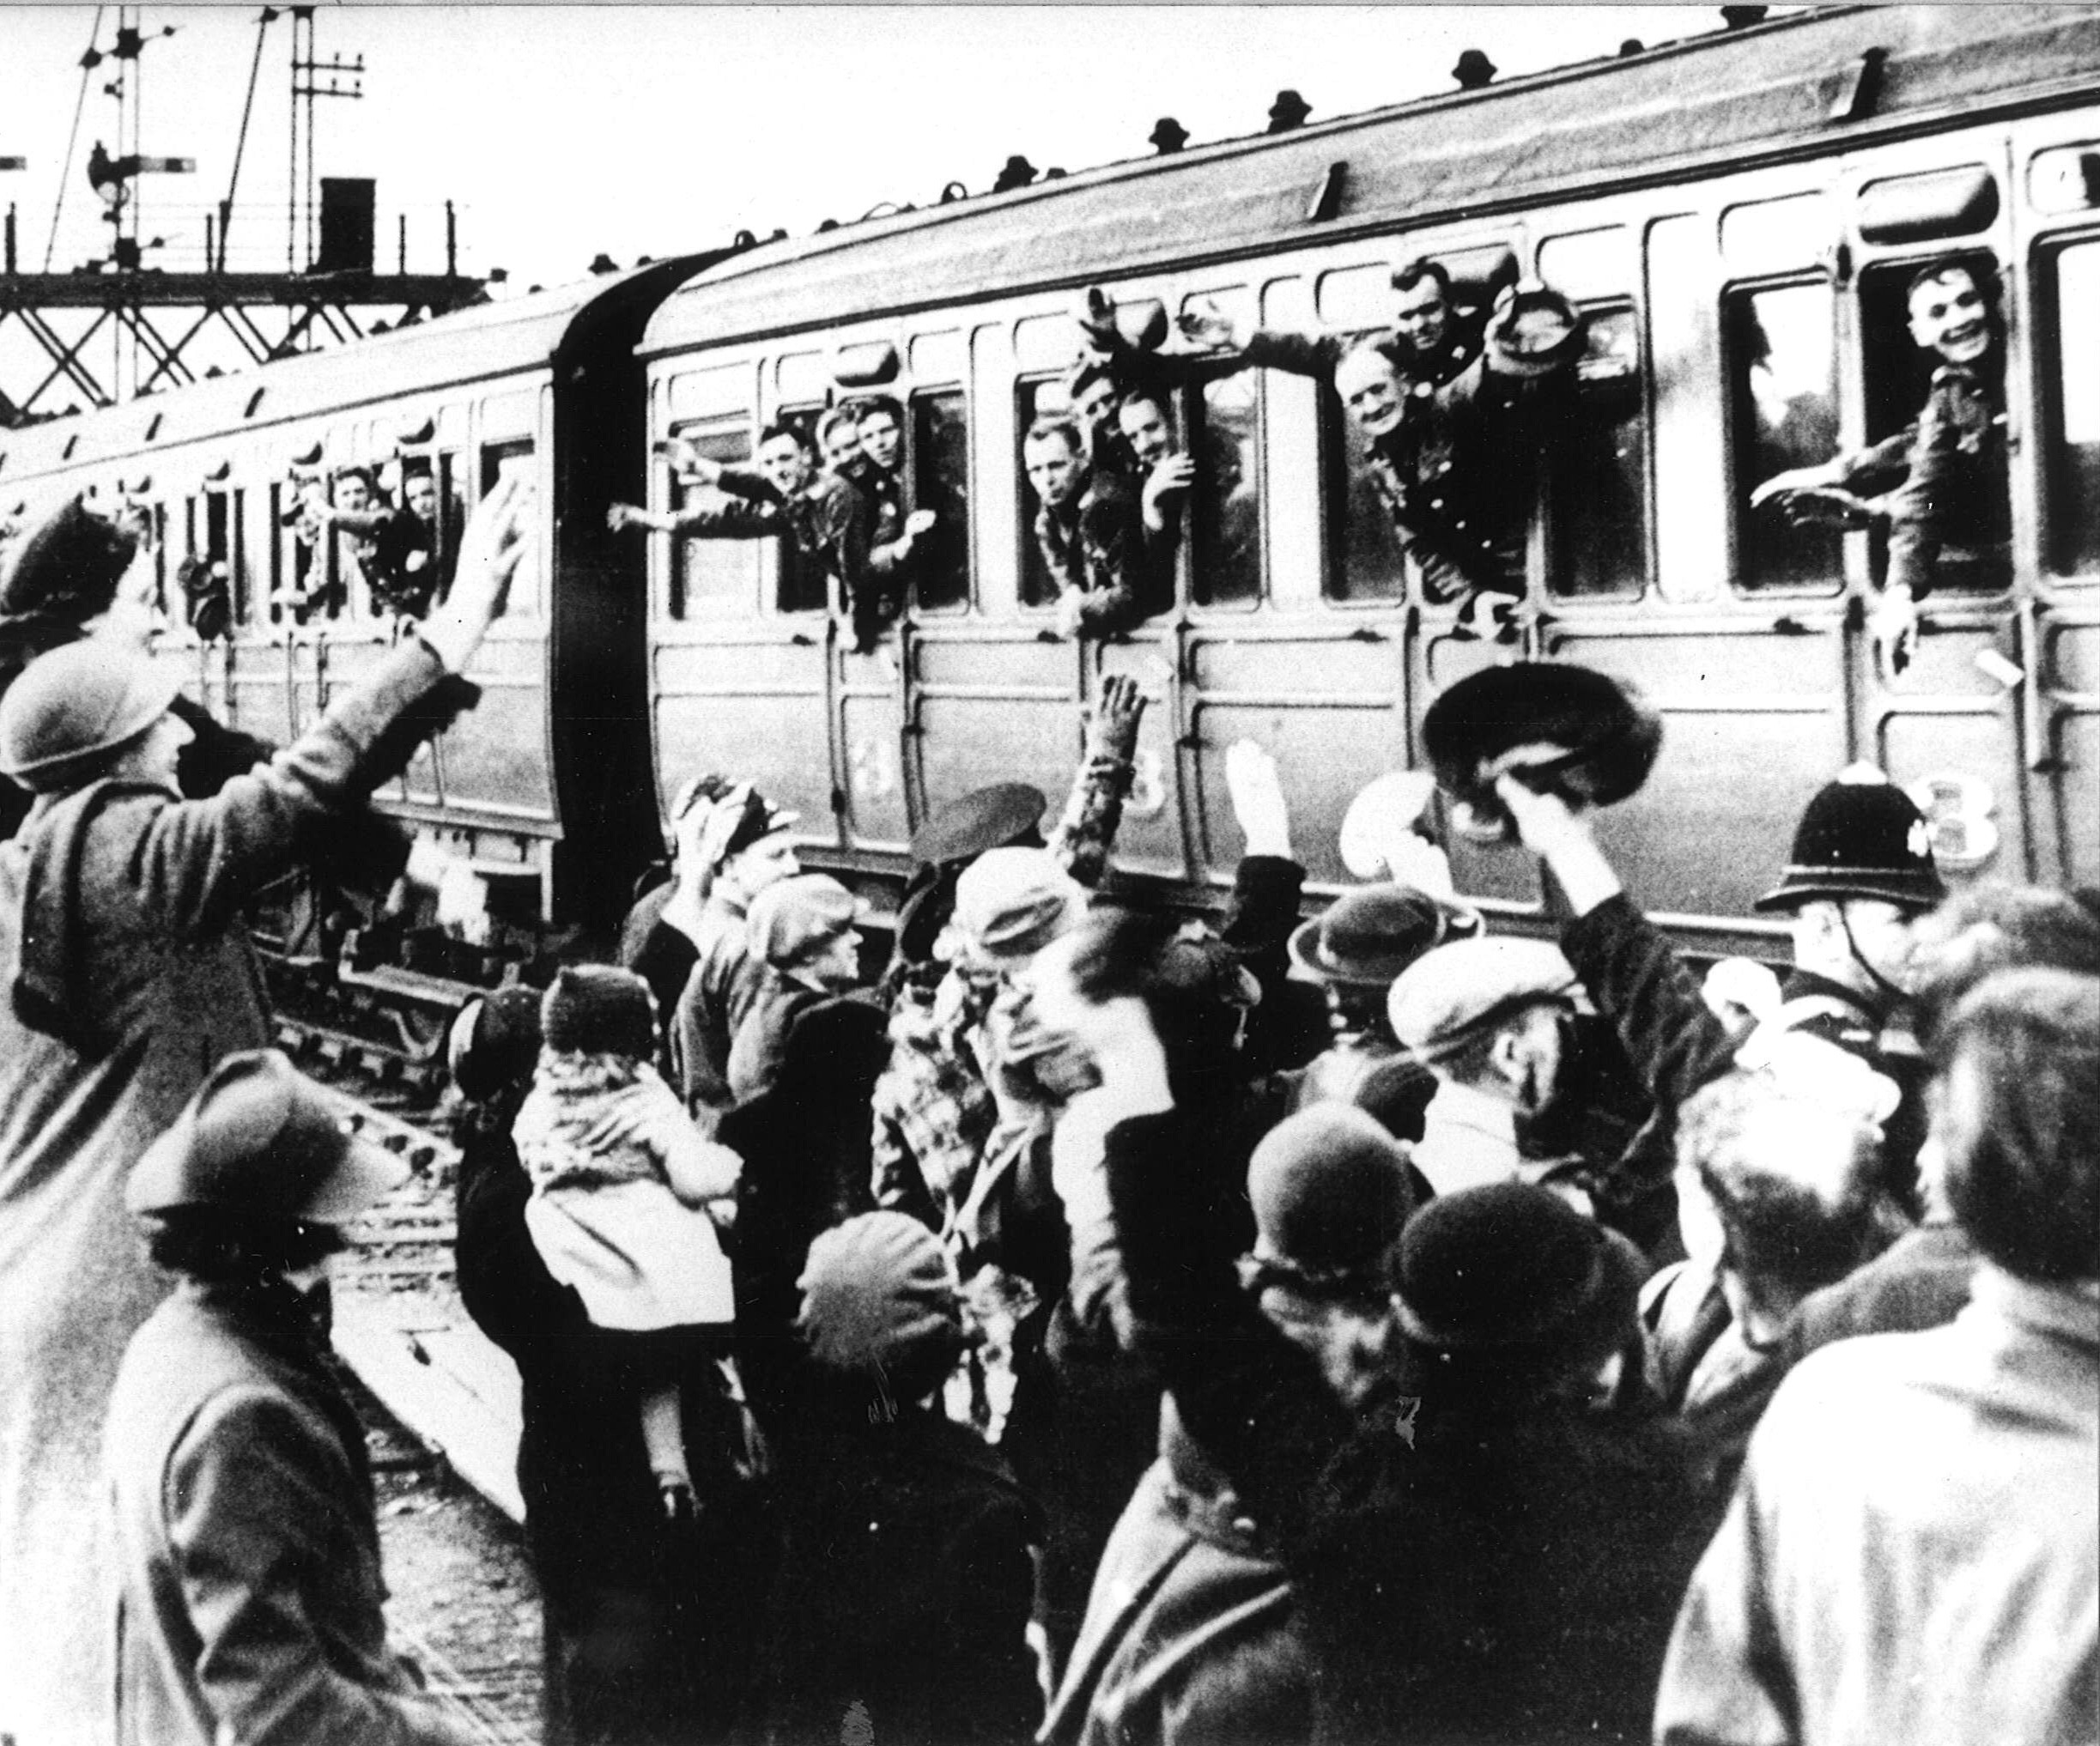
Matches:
[790,631,816,647]
[1348,626,1385,643]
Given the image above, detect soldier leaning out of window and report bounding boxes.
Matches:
[1751,258,2010,677]
[609,422,896,654]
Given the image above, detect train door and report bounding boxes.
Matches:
[889,336,973,830]
[909,313,1114,870]
[2015,123,2100,889]
[433,392,556,832]
[1839,142,2030,896]
[646,359,835,859]
[1176,272,1399,894]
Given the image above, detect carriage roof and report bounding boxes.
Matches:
[641,3,2100,357]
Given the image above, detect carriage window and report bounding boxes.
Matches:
[767,409,827,615]
[1320,371,1407,604]
[910,388,971,611]
[481,441,539,618]
[1728,282,1843,591]
[1189,369,1264,607]
[1858,252,2008,592]
[1017,378,1068,609]
[666,421,759,619]
[1549,304,1648,598]
[2046,239,2100,579]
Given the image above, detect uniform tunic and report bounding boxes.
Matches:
[0,640,470,1745]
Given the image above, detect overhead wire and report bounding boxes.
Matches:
[45,5,108,271]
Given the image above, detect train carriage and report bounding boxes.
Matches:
[3,3,2098,1009]
[637,2,2100,954]
[1,256,716,979]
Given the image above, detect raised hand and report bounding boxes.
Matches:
[1225,737,1291,858]
[1175,299,1238,351]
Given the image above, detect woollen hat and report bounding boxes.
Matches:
[540,965,657,1059]
[1755,770,1946,913]
[1245,1105,1418,1294]
[944,846,1086,967]
[747,874,866,970]
[1387,937,1580,1065]
[0,638,179,791]
[1289,885,1484,989]
[1421,662,1662,842]
[909,782,1047,870]
[1391,1182,1642,1382]
[797,1211,963,1396]
[129,1048,407,1222]
[0,496,139,640]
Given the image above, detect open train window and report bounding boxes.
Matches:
[665,421,759,619]
[2043,238,2100,579]
[770,409,828,615]
[1016,377,1068,609]
[1187,368,1264,608]
[1548,303,1648,598]
[481,441,539,617]
[1317,336,1407,604]
[1856,250,2009,593]
[1727,281,1844,592]
[908,388,971,612]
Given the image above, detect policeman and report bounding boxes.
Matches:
[1499,765,1945,1218]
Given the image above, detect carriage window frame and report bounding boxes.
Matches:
[1185,366,1267,612]
[1545,297,1651,603]
[1724,274,1848,598]
[2037,229,2100,583]
[906,385,974,614]
[768,404,828,617]
[1315,327,1411,609]
[663,415,761,621]
[1854,248,2011,597]
[1015,374,1070,612]
[479,440,541,620]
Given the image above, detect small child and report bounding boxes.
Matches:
[511,965,741,1519]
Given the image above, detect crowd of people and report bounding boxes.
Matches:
[0,252,2085,1746]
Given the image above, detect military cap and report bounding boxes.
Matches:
[1392,1182,1642,1382]
[1241,1105,1418,1300]
[128,1049,407,1222]
[0,496,139,640]
[1288,884,1483,989]
[1755,770,1947,914]
[1387,937,1580,1065]
[1421,662,1661,842]
[910,782,1047,870]
[0,638,179,791]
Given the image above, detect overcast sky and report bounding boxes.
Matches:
[1,4,1752,295]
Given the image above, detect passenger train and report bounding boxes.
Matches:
[3,3,2097,1030]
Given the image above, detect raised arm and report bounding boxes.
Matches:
[1044,673,1147,887]
[130,479,527,936]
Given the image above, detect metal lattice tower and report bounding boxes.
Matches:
[1,6,484,424]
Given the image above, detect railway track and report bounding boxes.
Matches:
[279,1011,530,1526]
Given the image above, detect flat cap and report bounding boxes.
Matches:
[1387,937,1579,1064]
